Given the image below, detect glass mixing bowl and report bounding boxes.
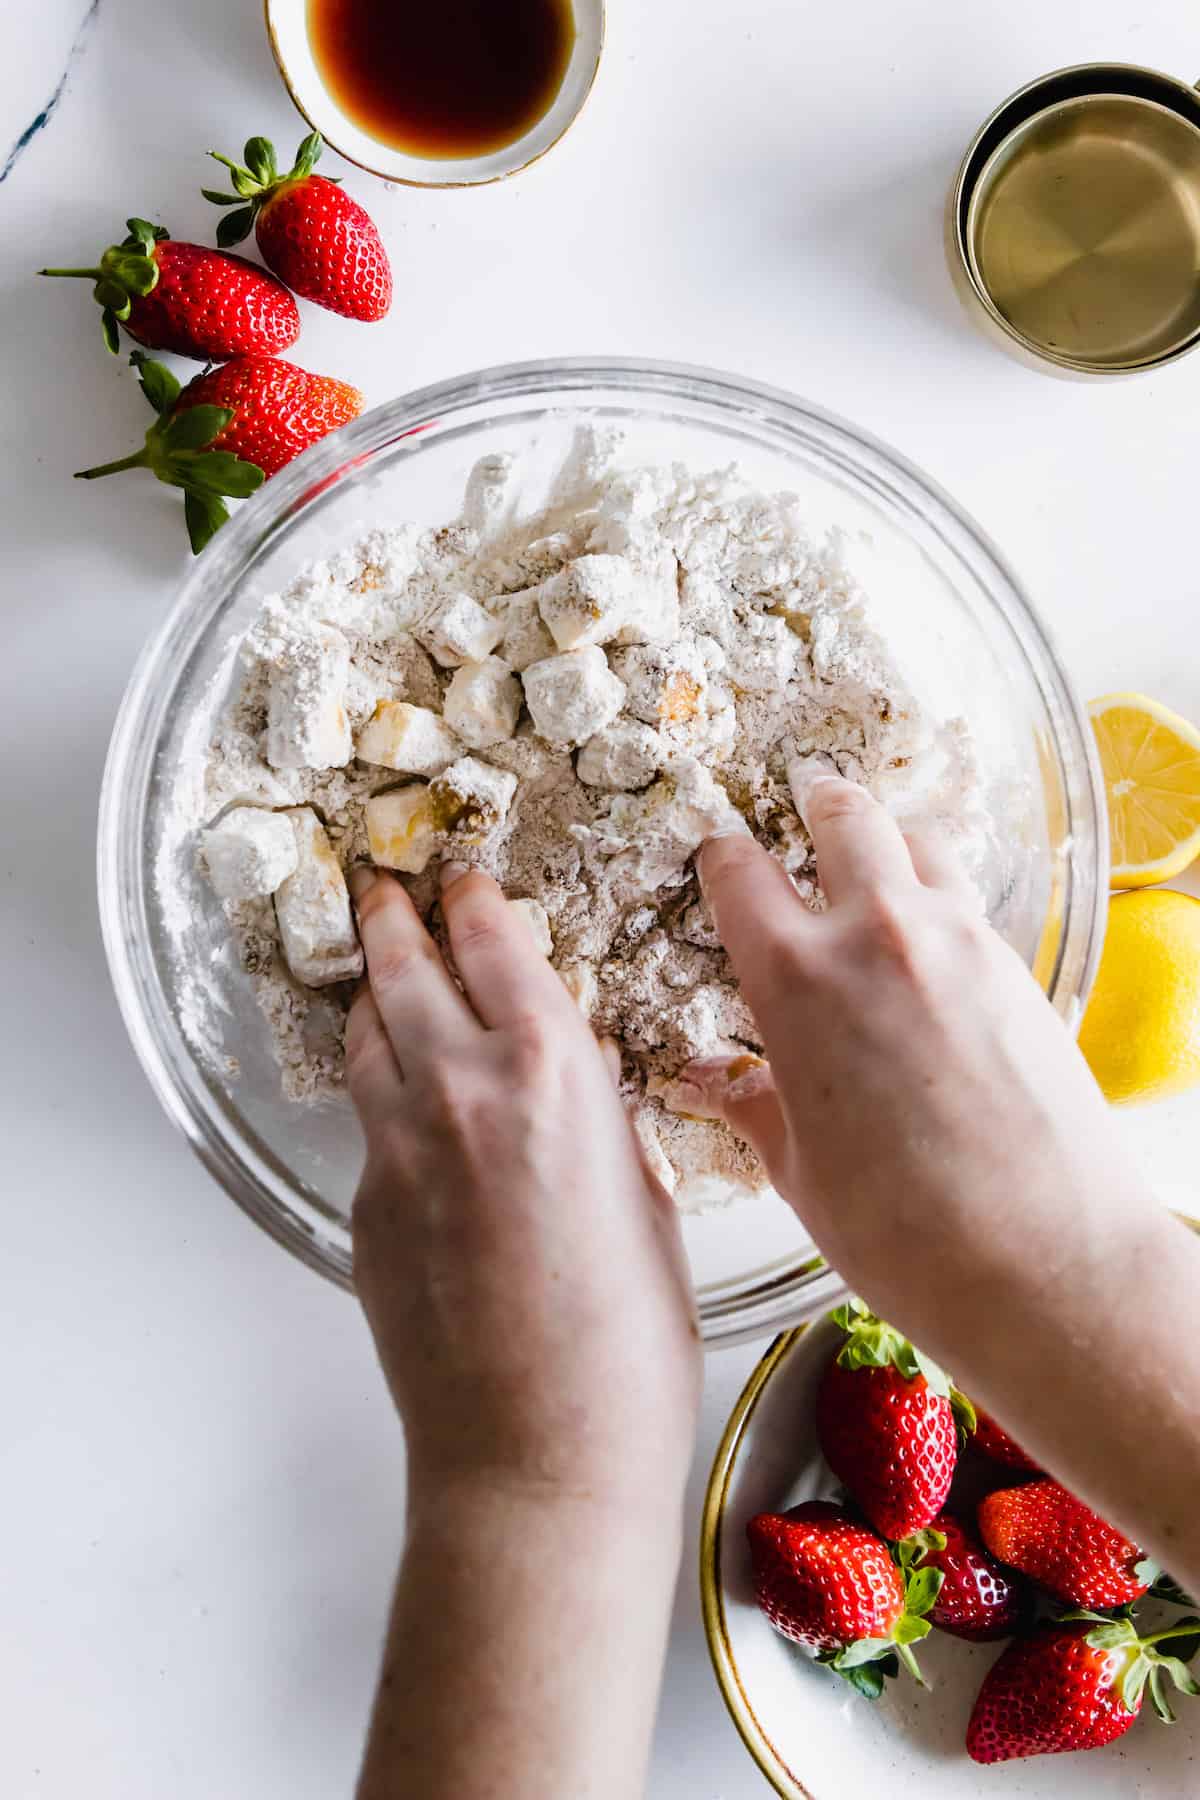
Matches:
[98,358,1106,1347]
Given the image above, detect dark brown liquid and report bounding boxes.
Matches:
[308,0,577,161]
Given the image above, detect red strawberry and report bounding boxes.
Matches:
[206,133,392,322]
[171,355,364,477]
[74,353,361,553]
[902,1516,1028,1642]
[967,1614,1200,1763]
[747,1501,942,1695]
[40,218,299,359]
[977,1478,1151,1610]
[815,1301,972,1541]
[972,1406,1040,1474]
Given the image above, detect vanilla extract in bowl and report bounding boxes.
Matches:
[307,0,577,160]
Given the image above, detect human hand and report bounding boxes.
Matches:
[673,768,1200,1604]
[345,863,701,1515]
[671,767,1142,1332]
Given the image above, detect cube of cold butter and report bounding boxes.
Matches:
[442,656,522,750]
[266,622,352,770]
[507,897,553,957]
[428,756,518,845]
[537,555,634,651]
[609,641,707,727]
[204,806,298,902]
[499,588,556,672]
[365,785,439,874]
[576,719,662,791]
[356,700,462,776]
[274,808,363,986]
[417,592,503,667]
[521,647,626,746]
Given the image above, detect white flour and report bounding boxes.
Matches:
[167,430,988,1210]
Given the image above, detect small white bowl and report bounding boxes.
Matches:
[700,1322,1200,1798]
[263,0,605,187]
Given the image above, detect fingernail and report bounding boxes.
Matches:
[786,754,841,828]
[348,864,377,904]
[439,861,469,893]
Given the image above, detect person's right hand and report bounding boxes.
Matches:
[671,767,1145,1340]
[671,767,1200,1603]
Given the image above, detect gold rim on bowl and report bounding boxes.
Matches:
[262,0,606,190]
[700,1327,816,1800]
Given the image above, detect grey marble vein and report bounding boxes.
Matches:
[1,0,101,186]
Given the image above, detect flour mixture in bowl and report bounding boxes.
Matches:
[192,429,986,1209]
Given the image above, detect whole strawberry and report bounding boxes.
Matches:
[978,1478,1151,1610]
[815,1301,972,1541]
[967,1614,1200,1762]
[171,355,364,477]
[206,133,392,322]
[901,1516,1028,1642]
[747,1501,942,1695]
[972,1406,1040,1474]
[75,354,362,552]
[40,218,299,359]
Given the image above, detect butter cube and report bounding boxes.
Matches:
[560,961,598,1017]
[443,656,522,749]
[576,720,662,791]
[417,592,502,667]
[429,756,518,844]
[356,700,461,775]
[724,612,797,691]
[204,806,298,902]
[274,808,363,986]
[507,897,553,957]
[609,641,707,727]
[585,756,748,896]
[613,549,681,646]
[266,622,352,770]
[522,647,626,746]
[499,588,556,672]
[366,786,439,874]
[537,555,634,650]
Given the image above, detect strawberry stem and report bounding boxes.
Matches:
[894,1641,926,1686]
[39,266,103,279]
[75,451,149,480]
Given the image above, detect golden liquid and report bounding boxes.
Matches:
[972,95,1200,368]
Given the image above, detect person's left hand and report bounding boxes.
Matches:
[345,862,702,1515]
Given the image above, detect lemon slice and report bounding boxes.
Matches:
[1088,692,1200,887]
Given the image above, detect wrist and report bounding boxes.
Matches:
[407,1459,687,1552]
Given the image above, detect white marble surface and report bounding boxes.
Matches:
[2,3,1200,1796]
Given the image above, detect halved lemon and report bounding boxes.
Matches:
[1088,692,1200,888]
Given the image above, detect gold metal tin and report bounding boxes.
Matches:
[948,64,1200,376]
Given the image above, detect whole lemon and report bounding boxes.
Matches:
[1078,890,1200,1104]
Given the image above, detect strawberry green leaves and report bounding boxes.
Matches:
[40,218,167,353]
[830,1298,954,1400]
[75,354,265,553]
[1149,1570,1197,1608]
[817,1531,946,1695]
[1059,1610,1200,1725]
[817,1647,899,1700]
[205,130,338,248]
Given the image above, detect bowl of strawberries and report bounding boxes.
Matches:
[701,1305,1200,1795]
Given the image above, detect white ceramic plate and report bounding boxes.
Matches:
[264,0,605,187]
[700,1322,1200,1798]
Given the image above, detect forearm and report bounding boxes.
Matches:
[358,1481,684,1800]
